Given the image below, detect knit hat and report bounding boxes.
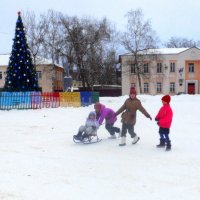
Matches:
[161,95,171,104]
[89,111,96,117]
[130,87,137,95]
[94,102,101,110]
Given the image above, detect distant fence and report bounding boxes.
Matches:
[77,87,122,97]
[0,91,99,110]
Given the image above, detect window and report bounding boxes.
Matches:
[157,82,162,93]
[0,71,2,79]
[189,63,194,73]
[130,64,136,73]
[170,62,175,72]
[170,82,175,93]
[144,63,149,73]
[144,83,149,93]
[157,63,162,73]
[36,71,42,80]
[56,71,62,80]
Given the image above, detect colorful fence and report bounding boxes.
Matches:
[60,92,81,107]
[0,92,99,110]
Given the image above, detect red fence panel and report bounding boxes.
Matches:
[30,92,60,109]
[41,92,60,108]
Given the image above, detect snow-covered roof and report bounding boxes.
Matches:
[0,54,10,65]
[35,56,64,68]
[0,54,63,68]
[144,48,189,54]
[122,47,190,56]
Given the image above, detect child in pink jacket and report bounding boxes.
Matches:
[155,95,173,151]
[94,103,120,138]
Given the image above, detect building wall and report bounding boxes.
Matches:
[0,64,64,92]
[36,64,53,92]
[176,48,200,94]
[121,47,200,95]
[54,66,64,91]
[121,56,132,95]
[0,66,7,89]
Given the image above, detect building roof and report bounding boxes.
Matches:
[144,48,189,54]
[0,54,10,65]
[121,47,194,56]
[0,54,63,68]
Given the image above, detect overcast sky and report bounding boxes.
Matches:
[1,0,200,54]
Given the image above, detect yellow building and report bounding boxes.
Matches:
[0,54,64,92]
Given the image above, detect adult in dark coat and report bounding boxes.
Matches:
[115,87,152,146]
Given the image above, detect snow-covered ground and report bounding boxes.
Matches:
[0,94,200,200]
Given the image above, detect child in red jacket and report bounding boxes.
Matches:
[155,95,173,151]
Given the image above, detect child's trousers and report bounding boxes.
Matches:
[159,127,171,146]
[79,125,96,136]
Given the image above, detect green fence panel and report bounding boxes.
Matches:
[92,92,99,103]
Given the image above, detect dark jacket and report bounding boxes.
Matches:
[116,97,151,125]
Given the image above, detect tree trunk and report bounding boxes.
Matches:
[137,72,142,94]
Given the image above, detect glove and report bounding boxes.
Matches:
[147,114,152,120]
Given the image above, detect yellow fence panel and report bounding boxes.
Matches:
[59,92,81,107]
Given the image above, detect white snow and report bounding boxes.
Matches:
[0,94,200,200]
[144,48,189,54]
[0,54,63,68]
[0,54,10,66]
[124,48,190,56]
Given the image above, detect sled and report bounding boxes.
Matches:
[73,134,102,144]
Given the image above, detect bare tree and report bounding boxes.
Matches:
[24,10,64,91]
[22,11,46,65]
[41,10,64,64]
[60,15,116,89]
[23,10,119,89]
[81,18,117,88]
[164,37,199,48]
[121,9,159,94]
[85,45,117,89]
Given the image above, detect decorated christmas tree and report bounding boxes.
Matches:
[4,12,39,92]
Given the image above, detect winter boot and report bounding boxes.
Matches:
[74,132,82,140]
[82,133,89,140]
[156,139,165,148]
[108,134,117,139]
[132,135,140,144]
[115,128,121,137]
[119,137,126,146]
[166,144,171,151]
[115,127,120,133]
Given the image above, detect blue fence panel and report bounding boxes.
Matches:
[0,92,32,110]
[80,92,92,106]
[19,92,32,109]
[0,92,15,109]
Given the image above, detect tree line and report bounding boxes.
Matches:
[22,9,200,91]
